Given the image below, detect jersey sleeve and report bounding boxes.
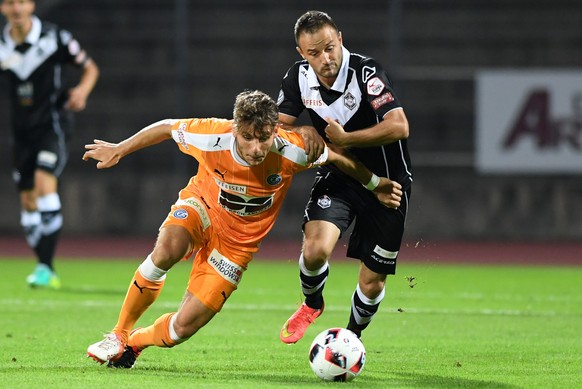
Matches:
[170,118,232,159]
[276,62,305,119]
[57,28,90,67]
[359,57,402,119]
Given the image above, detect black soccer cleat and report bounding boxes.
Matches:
[107,345,141,369]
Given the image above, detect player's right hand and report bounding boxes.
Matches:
[372,177,402,209]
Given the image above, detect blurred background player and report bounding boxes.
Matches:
[0,0,99,288]
[277,10,413,342]
[83,90,402,368]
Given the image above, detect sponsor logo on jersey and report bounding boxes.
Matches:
[303,98,324,107]
[207,249,243,285]
[344,92,356,110]
[362,65,376,84]
[214,178,246,194]
[176,197,211,229]
[266,174,282,186]
[176,123,189,150]
[367,77,385,96]
[173,209,188,219]
[317,195,332,209]
[218,189,274,216]
[371,92,395,110]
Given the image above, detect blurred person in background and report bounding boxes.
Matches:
[277,10,413,343]
[83,90,402,368]
[0,0,99,288]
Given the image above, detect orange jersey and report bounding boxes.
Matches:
[170,118,314,250]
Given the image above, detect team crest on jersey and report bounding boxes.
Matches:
[173,209,188,219]
[317,195,332,209]
[344,92,356,110]
[266,174,282,186]
[367,77,385,96]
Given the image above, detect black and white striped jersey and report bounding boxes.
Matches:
[277,47,412,189]
[0,16,89,140]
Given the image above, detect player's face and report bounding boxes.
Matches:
[0,0,35,28]
[234,124,277,166]
[296,26,343,88]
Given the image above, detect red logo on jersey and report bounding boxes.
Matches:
[371,92,394,110]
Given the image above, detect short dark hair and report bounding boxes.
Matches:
[233,90,278,137]
[294,10,339,44]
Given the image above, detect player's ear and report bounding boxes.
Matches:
[296,46,305,60]
[338,31,342,45]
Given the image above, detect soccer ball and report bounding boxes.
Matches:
[308,327,366,382]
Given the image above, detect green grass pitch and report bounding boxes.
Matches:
[0,256,580,388]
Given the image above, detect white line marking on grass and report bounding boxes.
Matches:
[0,299,569,317]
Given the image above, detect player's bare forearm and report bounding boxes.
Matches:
[325,109,409,147]
[327,146,402,209]
[326,146,372,186]
[83,120,174,169]
[66,59,100,111]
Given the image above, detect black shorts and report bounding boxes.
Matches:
[303,168,410,275]
[12,127,69,191]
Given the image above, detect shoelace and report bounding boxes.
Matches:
[98,335,120,351]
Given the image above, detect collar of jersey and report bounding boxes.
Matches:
[230,135,252,167]
[306,46,351,93]
[3,15,42,48]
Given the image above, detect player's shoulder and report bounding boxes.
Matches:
[39,20,59,35]
[183,117,232,134]
[348,52,384,72]
[348,51,393,90]
[272,129,310,166]
[283,59,308,79]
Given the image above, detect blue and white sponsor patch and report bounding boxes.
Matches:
[173,209,189,219]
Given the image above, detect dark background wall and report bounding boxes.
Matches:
[1,0,581,243]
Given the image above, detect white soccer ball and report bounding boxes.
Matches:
[308,327,366,382]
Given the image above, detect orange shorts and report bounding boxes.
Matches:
[161,192,255,312]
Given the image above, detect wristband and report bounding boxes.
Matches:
[364,174,380,191]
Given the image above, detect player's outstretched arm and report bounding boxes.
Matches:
[82,119,176,169]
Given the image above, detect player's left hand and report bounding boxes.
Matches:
[324,117,350,147]
[82,140,122,169]
[372,177,402,209]
[297,126,325,163]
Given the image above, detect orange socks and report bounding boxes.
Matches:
[129,312,178,349]
[112,270,165,344]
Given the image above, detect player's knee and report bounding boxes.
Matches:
[151,239,189,267]
[302,242,332,266]
[359,278,386,299]
[303,237,333,265]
